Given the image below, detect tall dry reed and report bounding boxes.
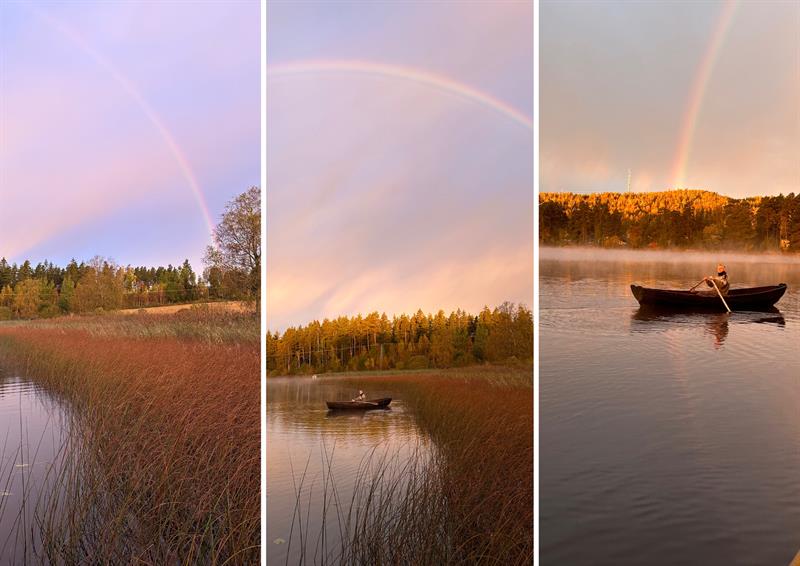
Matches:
[0,313,259,564]
[286,366,533,565]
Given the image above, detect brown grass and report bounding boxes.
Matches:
[359,368,533,564]
[0,314,259,564]
[2,307,259,344]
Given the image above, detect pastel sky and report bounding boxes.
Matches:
[267,1,534,331]
[0,0,259,270]
[542,0,799,198]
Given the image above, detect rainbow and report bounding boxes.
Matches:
[30,6,216,236]
[670,0,738,189]
[267,59,533,131]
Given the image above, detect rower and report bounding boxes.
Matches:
[697,263,729,296]
[352,390,366,402]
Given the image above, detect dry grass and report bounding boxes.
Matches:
[117,300,254,316]
[1,306,259,344]
[0,313,259,564]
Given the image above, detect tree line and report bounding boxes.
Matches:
[0,256,244,320]
[540,190,800,252]
[0,187,261,320]
[266,302,533,376]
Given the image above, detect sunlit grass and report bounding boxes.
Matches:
[0,305,258,344]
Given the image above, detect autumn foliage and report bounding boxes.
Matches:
[267,303,533,376]
[540,190,800,251]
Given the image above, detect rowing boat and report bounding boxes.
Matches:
[630,283,787,310]
[325,398,392,411]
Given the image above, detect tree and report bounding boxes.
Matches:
[59,276,76,312]
[13,279,42,319]
[205,187,261,307]
[72,258,125,312]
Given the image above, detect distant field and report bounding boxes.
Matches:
[117,299,253,315]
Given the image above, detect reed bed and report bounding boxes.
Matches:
[286,366,533,565]
[0,313,259,564]
[0,306,259,344]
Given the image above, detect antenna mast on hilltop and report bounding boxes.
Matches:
[626,169,631,193]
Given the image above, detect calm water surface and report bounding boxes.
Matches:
[267,377,428,564]
[541,248,800,565]
[0,371,70,565]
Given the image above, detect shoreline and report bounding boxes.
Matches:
[267,363,533,383]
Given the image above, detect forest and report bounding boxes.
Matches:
[0,187,260,320]
[266,302,533,376]
[540,190,800,252]
[0,257,249,320]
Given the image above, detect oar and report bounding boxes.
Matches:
[688,279,706,292]
[710,279,732,313]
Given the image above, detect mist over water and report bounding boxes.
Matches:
[541,245,800,265]
[540,247,800,566]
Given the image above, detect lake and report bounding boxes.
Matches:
[540,247,800,565]
[266,376,429,564]
[0,371,70,565]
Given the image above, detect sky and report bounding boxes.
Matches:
[542,0,799,198]
[267,1,534,331]
[0,0,260,270]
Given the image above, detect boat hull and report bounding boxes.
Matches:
[326,398,392,411]
[631,283,787,311]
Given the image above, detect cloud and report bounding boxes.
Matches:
[266,72,532,330]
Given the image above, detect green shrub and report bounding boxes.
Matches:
[38,304,61,319]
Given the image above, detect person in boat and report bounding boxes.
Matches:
[697,263,730,296]
[352,390,366,402]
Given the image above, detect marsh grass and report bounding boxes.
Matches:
[0,307,259,344]
[0,312,259,564]
[284,366,533,565]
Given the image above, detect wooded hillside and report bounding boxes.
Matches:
[540,190,800,251]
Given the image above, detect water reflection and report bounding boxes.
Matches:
[631,307,786,348]
[0,372,70,565]
[541,249,800,565]
[325,407,391,419]
[267,377,428,565]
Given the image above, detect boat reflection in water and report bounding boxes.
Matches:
[325,407,393,420]
[631,306,785,348]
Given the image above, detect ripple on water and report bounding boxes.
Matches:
[541,253,800,566]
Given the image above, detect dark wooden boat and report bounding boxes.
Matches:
[326,398,392,411]
[630,283,787,311]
